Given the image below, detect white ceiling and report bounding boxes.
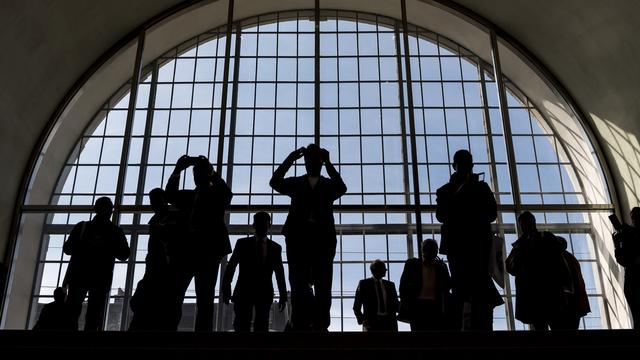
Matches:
[1,0,640,260]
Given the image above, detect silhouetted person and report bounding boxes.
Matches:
[506,211,571,331]
[63,197,130,331]
[33,287,74,331]
[166,155,232,332]
[129,188,177,331]
[556,236,590,329]
[222,212,287,332]
[399,239,451,331]
[270,144,347,331]
[613,207,640,328]
[435,149,502,330]
[353,260,399,332]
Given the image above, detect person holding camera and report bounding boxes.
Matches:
[270,144,347,331]
[613,207,640,328]
[435,149,502,330]
[166,155,233,332]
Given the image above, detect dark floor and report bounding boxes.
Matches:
[1,329,638,359]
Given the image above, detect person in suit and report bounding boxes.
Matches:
[63,197,130,331]
[435,149,502,330]
[222,212,287,332]
[399,239,452,331]
[166,155,233,332]
[33,287,74,331]
[506,211,572,331]
[353,260,399,331]
[270,144,347,331]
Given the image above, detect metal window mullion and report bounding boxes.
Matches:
[184,37,201,160]
[314,0,320,145]
[489,31,522,215]
[215,0,236,174]
[110,31,146,331]
[118,63,159,330]
[217,21,243,333]
[400,0,424,252]
[479,63,515,330]
[435,35,453,178]
[247,22,260,207]
[393,22,415,259]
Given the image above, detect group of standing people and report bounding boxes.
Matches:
[34,145,613,332]
[352,150,592,332]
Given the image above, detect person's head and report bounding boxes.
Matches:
[556,236,568,251]
[631,207,640,228]
[94,197,114,219]
[452,149,473,175]
[518,211,537,234]
[421,239,439,261]
[149,188,168,214]
[253,211,271,237]
[53,287,67,303]
[369,259,387,280]
[192,156,214,188]
[304,143,323,176]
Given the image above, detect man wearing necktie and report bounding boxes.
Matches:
[353,260,399,331]
[222,212,288,332]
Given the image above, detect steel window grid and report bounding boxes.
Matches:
[21,6,615,331]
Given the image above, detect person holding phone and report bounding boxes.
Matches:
[612,208,640,328]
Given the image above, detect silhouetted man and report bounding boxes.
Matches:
[129,188,177,331]
[399,239,451,331]
[270,144,347,331]
[353,260,399,332]
[435,149,502,330]
[613,207,640,328]
[33,287,74,331]
[166,155,233,332]
[506,211,571,331]
[63,197,130,331]
[222,212,287,332]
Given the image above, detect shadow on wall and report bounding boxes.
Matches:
[597,115,640,215]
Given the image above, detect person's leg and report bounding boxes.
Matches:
[311,254,334,331]
[253,302,272,332]
[84,284,109,331]
[287,242,313,331]
[233,302,253,332]
[193,257,221,332]
[172,266,194,330]
[469,302,494,331]
[65,284,88,330]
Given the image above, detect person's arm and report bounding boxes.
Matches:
[389,281,400,314]
[165,155,191,205]
[439,260,452,292]
[63,222,84,255]
[484,182,498,223]
[273,244,288,311]
[211,170,233,207]
[222,243,240,304]
[435,187,451,224]
[114,227,130,261]
[320,149,347,200]
[353,280,365,325]
[505,242,522,276]
[270,148,304,195]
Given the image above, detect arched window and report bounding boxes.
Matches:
[9,6,620,331]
